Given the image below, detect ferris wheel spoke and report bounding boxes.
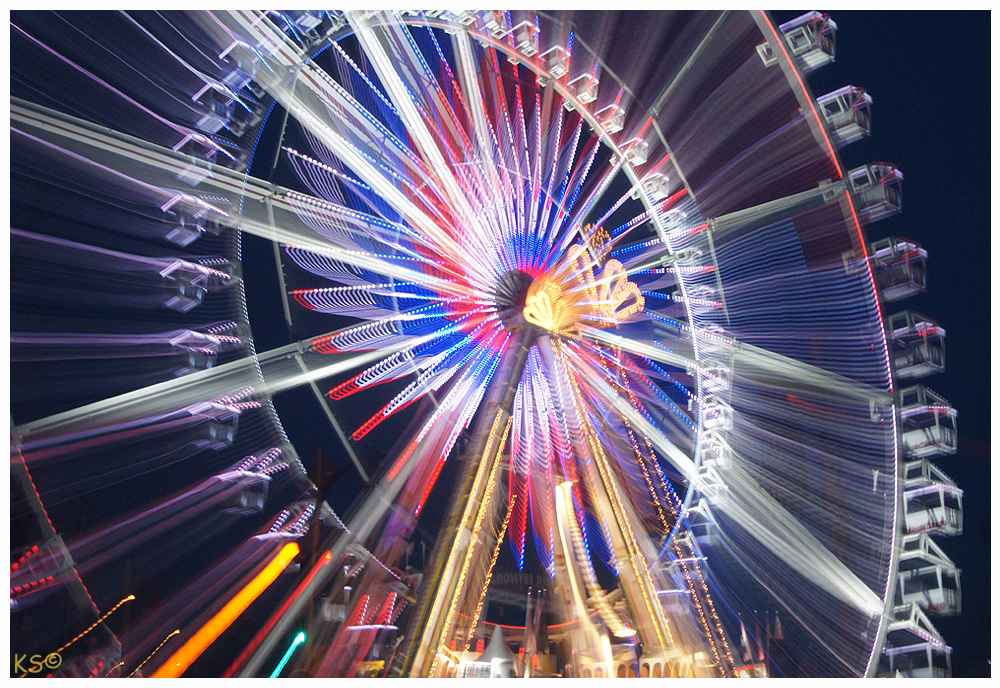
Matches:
[12,97,470,298]
[13,330,427,450]
[579,325,699,374]
[562,347,699,483]
[242,51,467,262]
[347,13,483,229]
[694,462,885,617]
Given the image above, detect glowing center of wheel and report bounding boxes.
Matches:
[523,244,645,337]
[493,269,534,331]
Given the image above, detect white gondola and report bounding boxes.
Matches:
[631,172,670,202]
[223,477,270,516]
[195,91,235,134]
[539,45,569,80]
[889,311,946,380]
[896,533,961,616]
[816,86,872,147]
[757,11,837,73]
[622,137,649,166]
[484,10,509,39]
[881,604,952,677]
[903,459,963,537]
[898,385,958,459]
[221,46,260,92]
[567,72,599,106]
[164,212,223,247]
[510,20,539,58]
[871,237,927,302]
[596,103,625,133]
[848,163,903,224]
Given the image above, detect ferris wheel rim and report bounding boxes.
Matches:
[256,12,903,672]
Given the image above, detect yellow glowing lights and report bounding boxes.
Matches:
[440,414,511,655]
[466,494,516,652]
[19,594,137,678]
[523,244,644,336]
[427,410,512,677]
[523,279,572,334]
[58,595,135,656]
[129,630,180,678]
[152,542,300,678]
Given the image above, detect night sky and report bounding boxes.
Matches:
[238,10,990,676]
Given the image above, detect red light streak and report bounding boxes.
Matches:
[414,451,449,517]
[353,397,418,440]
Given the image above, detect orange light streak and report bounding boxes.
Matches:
[152,542,300,678]
[223,549,333,677]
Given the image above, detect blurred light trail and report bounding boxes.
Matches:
[269,631,306,678]
[152,542,299,678]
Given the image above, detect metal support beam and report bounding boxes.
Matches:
[402,328,536,677]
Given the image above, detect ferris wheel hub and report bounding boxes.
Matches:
[493,269,535,330]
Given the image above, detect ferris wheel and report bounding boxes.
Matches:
[10,10,961,679]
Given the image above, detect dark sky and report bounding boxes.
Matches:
[243,11,991,676]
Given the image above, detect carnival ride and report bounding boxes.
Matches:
[10,10,961,678]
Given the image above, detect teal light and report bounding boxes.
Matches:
[269,631,306,678]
